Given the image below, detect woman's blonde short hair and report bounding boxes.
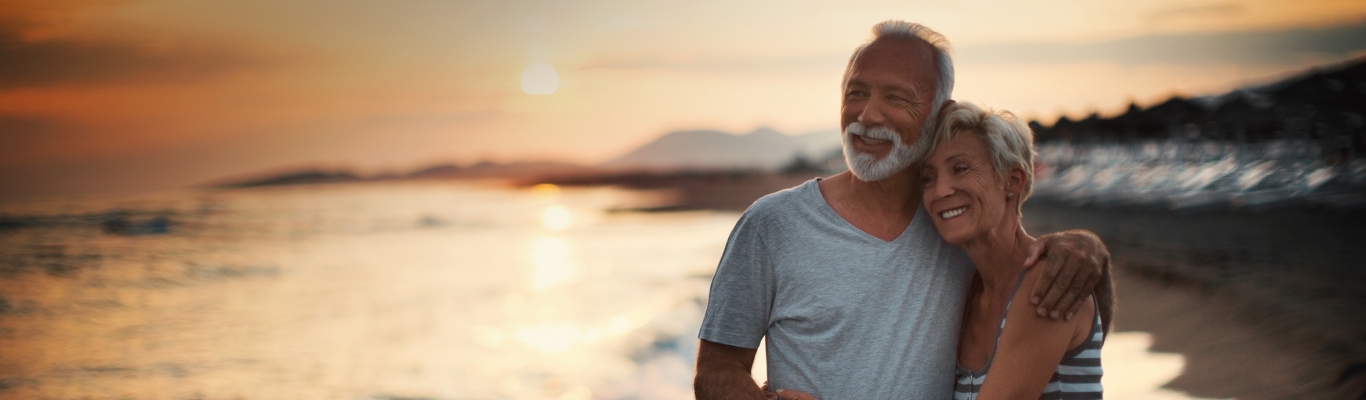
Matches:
[930,101,1037,216]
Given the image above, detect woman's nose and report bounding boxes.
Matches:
[932,176,953,198]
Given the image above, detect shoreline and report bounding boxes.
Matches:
[1109,268,1360,399]
[1025,201,1366,399]
[550,171,1366,398]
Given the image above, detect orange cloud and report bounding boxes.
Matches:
[0,0,287,89]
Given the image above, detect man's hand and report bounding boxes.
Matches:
[1022,230,1110,321]
[695,340,766,400]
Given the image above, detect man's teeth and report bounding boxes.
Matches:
[941,207,966,219]
[858,135,889,144]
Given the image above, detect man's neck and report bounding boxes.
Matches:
[817,169,921,241]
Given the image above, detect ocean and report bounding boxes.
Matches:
[0,180,1210,399]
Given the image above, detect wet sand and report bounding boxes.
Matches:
[1025,202,1366,399]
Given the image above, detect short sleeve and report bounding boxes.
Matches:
[698,209,777,349]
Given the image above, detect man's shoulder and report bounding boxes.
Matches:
[742,178,820,218]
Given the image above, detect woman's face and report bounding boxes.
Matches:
[920,132,1011,246]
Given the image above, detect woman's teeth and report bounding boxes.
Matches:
[941,207,966,219]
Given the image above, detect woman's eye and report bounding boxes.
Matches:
[953,164,969,173]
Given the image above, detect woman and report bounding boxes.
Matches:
[771,102,1114,400]
[924,101,1111,399]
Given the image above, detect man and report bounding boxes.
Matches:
[693,21,1109,399]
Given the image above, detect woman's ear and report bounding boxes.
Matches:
[1006,166,1027,195]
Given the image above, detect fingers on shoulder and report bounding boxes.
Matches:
[1016,268,1071,325]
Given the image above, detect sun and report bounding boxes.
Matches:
[521,63,560,95]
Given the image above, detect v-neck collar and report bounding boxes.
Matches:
[809,178,922,244]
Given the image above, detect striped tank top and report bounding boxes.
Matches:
[952,273,1104,400]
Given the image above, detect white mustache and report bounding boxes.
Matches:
[845,122,901,143]
[841,121,918,181]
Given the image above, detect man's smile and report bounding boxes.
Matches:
[855,134,890,146]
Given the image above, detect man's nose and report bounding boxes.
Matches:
[858,97,887,126]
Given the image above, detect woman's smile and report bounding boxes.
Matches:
[939,206,967,220]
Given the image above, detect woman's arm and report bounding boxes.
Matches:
[976,266,1096,399]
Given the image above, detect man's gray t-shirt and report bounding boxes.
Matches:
[699,178,975,399]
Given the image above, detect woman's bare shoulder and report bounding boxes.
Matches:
[1010,267,1081,327]
[1010,266,1095,343]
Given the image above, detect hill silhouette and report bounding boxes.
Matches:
[602,127,840,171]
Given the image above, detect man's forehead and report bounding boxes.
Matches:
[857,37,935,66]
[847,37,937,84]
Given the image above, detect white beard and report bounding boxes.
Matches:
[842,122,920,182]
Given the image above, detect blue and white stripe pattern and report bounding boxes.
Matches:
[952,297,1104,400]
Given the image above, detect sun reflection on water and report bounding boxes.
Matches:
[515,323,581,353]
[1101,332,1225,400]
[542,205,571,230]
[530,236,575,290]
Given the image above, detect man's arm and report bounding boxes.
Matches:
[1022,229,1111,321]
[695,339,767,400]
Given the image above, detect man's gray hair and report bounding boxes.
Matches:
[843,20,955,163]
[931,101,1037,217]
[841,19,950,121]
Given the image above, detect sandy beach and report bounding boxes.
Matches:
[566,172,1366,399]
[1025,201,1366,399]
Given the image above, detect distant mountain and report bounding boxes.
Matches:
[407,161,593,179]
[216,170,363,188]
[212,161,594,189]
[603,127,842,171]
[791,129,844,157]
[209,128,847,189]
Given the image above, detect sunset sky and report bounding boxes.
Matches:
[3,0,1366,197]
